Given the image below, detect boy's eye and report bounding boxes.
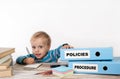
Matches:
[39,46,43,48]
[32,46,36,49]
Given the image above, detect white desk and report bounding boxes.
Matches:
[1,64,120,79]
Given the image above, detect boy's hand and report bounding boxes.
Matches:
[23,57,35,64]
[62,44,73,49]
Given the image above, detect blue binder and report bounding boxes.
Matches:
[69,57,120,75]
[60,47,113,60]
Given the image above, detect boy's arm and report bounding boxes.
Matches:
[53,43,71,59]
[16,54,33,65]
[53,45,63,59]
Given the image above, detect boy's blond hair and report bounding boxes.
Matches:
[30,31,51,46]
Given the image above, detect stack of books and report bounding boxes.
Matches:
[60,47,120,75]
[0,48,15,77]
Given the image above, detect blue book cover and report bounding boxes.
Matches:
[60,47,113,61]
[69,57,120,75]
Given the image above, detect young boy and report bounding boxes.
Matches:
[16,31,73,64]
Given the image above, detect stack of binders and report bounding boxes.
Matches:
[0,47,15,77]
[60,47,120,75]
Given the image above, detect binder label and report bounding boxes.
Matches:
[73,64,98,72]
[65,50,90,59]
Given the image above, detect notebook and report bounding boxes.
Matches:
[52,66,73,77]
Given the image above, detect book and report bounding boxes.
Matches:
[24,63,42,70]
[69,57,120,75]
[60,47,113,60]
[0,58,12,70]
[42,62,68,65]
[24,62,68,70]
[52,66,73,78]
[0,55,12,64]
[0,48,15,58]
[0,67,12,77]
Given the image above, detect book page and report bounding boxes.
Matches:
[24,63,42,70]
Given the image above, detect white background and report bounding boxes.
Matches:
[0,0,120,61]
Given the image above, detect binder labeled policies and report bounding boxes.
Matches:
[69,57,120,75]
[60,47,113,60]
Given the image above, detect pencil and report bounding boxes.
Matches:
[26,47,32,56]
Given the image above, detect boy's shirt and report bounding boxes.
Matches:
[16,45,62,65]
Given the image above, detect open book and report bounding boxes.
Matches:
[24,63,42,70]
[24,62,68,70]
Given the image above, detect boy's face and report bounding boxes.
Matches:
[30,38,50,59]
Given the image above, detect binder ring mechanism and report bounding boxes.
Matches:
[95,51,100,57]
[103,66,108,71]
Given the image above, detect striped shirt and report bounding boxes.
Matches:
[16,45,62,64]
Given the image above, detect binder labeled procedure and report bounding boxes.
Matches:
[68,57,120,75]
[60,47,113,60]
